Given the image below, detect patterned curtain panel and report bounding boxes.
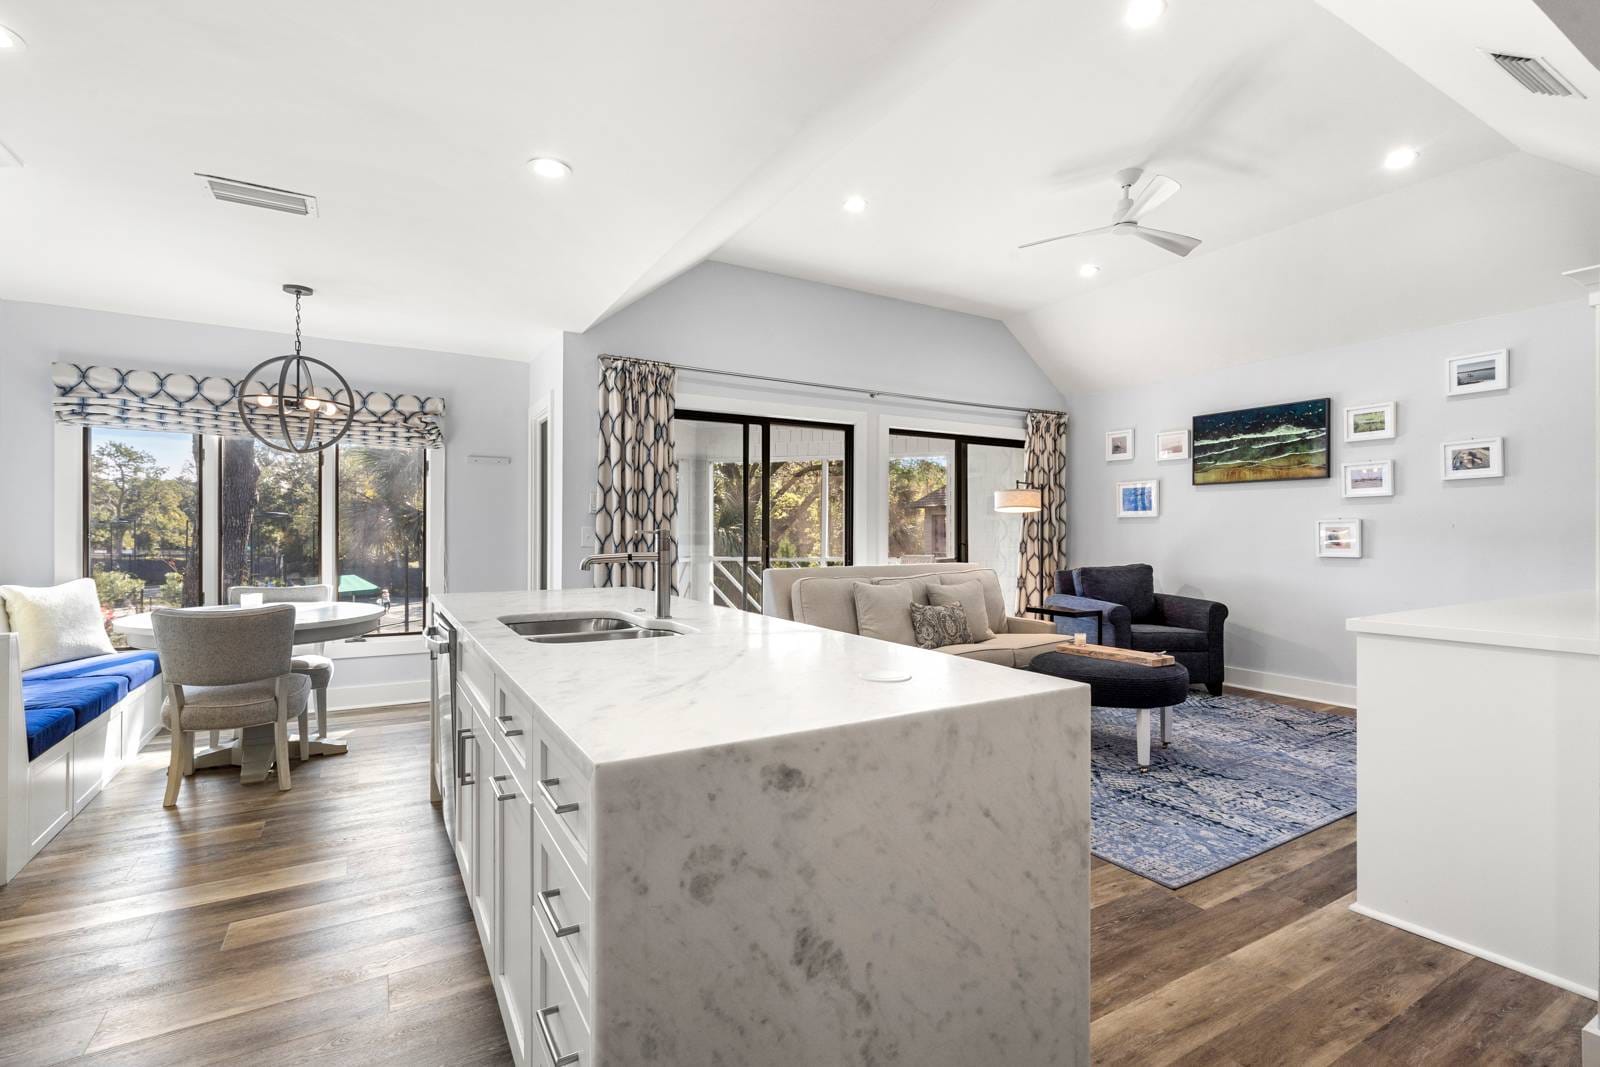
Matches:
[51,363,446,449]
[594,356,678,592]
[1018,410,1070,614]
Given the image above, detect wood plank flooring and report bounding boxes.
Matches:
[0,698,1589,1065]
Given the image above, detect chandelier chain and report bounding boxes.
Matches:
[293,292,303,357]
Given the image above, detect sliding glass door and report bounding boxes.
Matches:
[675,411,852,611]
[887,429,1025,598]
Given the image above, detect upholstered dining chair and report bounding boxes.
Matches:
[227,584,335,747]
[151,605,310,807]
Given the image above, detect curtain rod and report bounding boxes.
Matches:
[606,356,1059,416]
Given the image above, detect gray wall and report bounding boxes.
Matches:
[1067,299,1595,692]
[0,299,529,596]
[556,261,1063,586]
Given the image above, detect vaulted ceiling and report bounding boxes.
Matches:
[2,0,1597,392]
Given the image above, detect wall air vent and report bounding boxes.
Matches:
[1485,52,1585,98]
[195,173,319,216]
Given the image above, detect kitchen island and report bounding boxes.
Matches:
[430,587,1091,1066]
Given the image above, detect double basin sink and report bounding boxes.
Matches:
[500,613,681,645]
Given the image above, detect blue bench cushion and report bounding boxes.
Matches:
[20,651,161,761]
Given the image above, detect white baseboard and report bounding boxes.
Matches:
[1582,1015,1598,1067]
[328,679,428,712]
[1224,665,1355,709]
[1349,902,1599,1001]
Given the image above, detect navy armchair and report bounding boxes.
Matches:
[1045,563,1228,695]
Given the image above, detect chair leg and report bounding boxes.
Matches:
[298,710,310,760]
[182,731,195,776]
[208,729,219,749]
[163,732,184,807]
[275,719,292,792]
[315,685,328,739]
[1160,706,1169,747]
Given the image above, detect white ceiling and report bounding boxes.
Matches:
[3,0,1598,392]
[0,0,959,358]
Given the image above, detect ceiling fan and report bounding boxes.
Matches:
[1020,168,1202,258]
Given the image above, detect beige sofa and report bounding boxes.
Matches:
[761,564,1064,669]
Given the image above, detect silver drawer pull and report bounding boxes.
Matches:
[537,777,579,815]
[457,728,474,786]
[495,713,524,738]
[491,774,517,802]
[538,888,580,938]
[537,1005,579,1066]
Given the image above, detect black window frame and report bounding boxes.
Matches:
[216,435,325,601]
[888,428,1025,562]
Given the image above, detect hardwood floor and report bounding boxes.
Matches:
[0,699,1589,1065]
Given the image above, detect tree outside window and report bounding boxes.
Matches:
[337,446,426,634]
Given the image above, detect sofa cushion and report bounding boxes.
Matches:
[934,570,1007,635]
[164,674,311,731]
[0,579,115,671]
[790,576,861,634]
[928,581,995,642]
[24,706,76,761]
[1129,623,1209,653]
[854,582,918,646]
[936,633,1065,668]
[1073,564,1156,623]
[23,650,161,690]
[910,603,972,650]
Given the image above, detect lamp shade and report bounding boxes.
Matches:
[994,486,1043,513]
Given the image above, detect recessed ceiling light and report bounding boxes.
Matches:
[1079,263,1102,278]
[842,194,868,214]
[1383,146,1419,171]
[527,157,572,180]
[0,25,26,49]
[1124,0,1166,30]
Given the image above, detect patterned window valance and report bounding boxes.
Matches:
[51,363,446,450]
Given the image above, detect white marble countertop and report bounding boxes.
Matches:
[434,587,1080,771]
[1347,590,1599,656]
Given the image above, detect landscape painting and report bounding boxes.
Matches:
[1192,398,1330,485]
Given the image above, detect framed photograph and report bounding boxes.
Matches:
[1106,429,1134,461]
[1155,429,1190,461]
[1344,401,1396,442]
[1116,479,1159,518]
[1192,398,1329,485]
[1445,349,1508,396]
[1342,459,1394,498]
[1316,519,1362,558]
[1442,437,1504,480]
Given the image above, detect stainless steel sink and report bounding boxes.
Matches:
[503,616,637,637]
[526,628,678,644]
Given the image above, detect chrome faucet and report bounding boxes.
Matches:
[580,529,675,619]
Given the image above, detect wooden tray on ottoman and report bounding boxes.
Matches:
[1051,636,1174,668]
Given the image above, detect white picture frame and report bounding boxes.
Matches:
[1316,519,1362,558]
[1105,429,1134,462]
[1155,429,1190,461]
[1441,437,1504,480]
[1116,479,1159,518]
[1445,349,1508,396]
[1344,401,1396,442]
[1341,459,1394,498]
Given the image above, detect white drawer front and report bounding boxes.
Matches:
[458,633,493,711]
[535,737,592,883]
[492,678,534,780]
[536,933,590,1067]
[535,808,592,995]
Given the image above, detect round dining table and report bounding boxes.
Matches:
[114,602,385,784]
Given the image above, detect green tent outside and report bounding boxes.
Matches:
[338,574,380,596]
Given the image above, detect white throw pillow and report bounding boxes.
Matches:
[851,581,918,646]
[928,580,996,642]
[0,579,115,670]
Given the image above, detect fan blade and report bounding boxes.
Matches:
[1131,226,1202,257]
[1018,225,1115,250]
[1125,175,1180,221]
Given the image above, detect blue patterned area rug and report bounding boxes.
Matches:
[1090,692,1356,889]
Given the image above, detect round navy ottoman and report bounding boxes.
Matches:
[1029,652,1190,770]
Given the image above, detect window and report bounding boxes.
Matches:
[887,430,1025,598]
[219,438,321,594]
[84,428,203,638]
[674,412,852,611]
[337,445,427,635]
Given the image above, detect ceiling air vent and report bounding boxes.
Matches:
[195,173,319,216]
[1485,52,1585,98]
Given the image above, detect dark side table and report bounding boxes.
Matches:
[1026,604,1104,646]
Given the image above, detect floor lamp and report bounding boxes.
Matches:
[994,481,1044,609]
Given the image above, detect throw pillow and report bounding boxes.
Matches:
[909,602,972,650]
[789,577,860,634]
[852,581,917,646]
[928,580,996,642]
[0,578,115,671]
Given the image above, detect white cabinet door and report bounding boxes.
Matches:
[474,720,499,959]
[496,773,535,1063]
[456,724,478,892]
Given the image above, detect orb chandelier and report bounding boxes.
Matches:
[237,284,355,454]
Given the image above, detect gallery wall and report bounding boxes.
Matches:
[1066,298,1596,700]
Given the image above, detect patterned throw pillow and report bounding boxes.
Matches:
[909,602,972,650]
